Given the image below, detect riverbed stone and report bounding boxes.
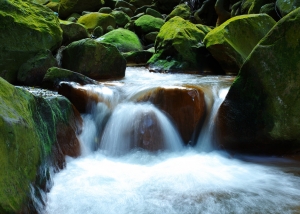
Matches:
[58,0,104,19]
[0,0,62,83]
[147,16,208,72]
[17,50,58,86]
[77,12,116,32]
[137,86,206,144]
[216,7,300,155]
[134,15,165,36]
[110,10,131,27]
[203,14,276,74]
[97,28,143,52]
[0,77,81,213]
[61,38,126,79]
[60,20,90,45]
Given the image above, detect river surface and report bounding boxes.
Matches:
[45,67,300,214]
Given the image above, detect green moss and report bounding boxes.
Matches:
[0,0,62,83]
[110,10,130,27]
[77,12,116,32]
[134,15,165,35]
[97,28,143,52]
[166,3,191,21]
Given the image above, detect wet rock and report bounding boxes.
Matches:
[123,50,153,65]
[97,28,143,52]
[0,77,81,213]
[134,14,165,36]
[17,50,58,86]
[77,12,116,33]
[138,86,206,144]
[110,10,131,27]
[216,8,300,155]
[203,14,276,74]
[58,0,103,19]
[61,38,126,80]
[166,3,191,21]
[42,67,98,90]
[0,0,62,83]
[60,20,90,45]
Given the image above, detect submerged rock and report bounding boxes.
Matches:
[0,77,81,213]
[216,8,300,155]
[61,38,126,79]
[0,0,62,83]
[137,86,206,144]
[204,14,276,74]
[97,28,143,52]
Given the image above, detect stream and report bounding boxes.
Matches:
[45,67,300,214]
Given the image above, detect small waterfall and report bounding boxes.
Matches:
[100,103,184,156]
[196,86,229,152]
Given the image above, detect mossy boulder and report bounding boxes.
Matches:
[166,3,191,21]
[60,20,89,45]
[0,77,81,213]
[77,12,116,32]
[216,8,300,155]
[61,38,126,79]
[17,50,58,86]
[97,28,143,52]
[146,8,163,19]
[123,50,153,65]
[147,16,208,72]
[277,0,300,17]
[134,14,165,35]
[0,0,62,83]
[42,67,97,90]
[58,0,104,19]
[203,14,276,74]
[110,10,131,27]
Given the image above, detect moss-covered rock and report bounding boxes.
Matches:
[42,67,97,90]
[146,8,163,19]
[0,77,81,213]
[277,0,300,17]
[0,0,62,83]
[123,50,153,65]
[204,14,276,74]
[147,16,207,72]
[99,7,113,13]
[46,1,59,12]
[216,8,300,155]
[62,38,126,79]
[110,10,131,27]
[58,0,104,19]
[166,3,191,21]
[17,50,58,86]
[60,20,89,45]
[134,14,165,35]
[115,0,136,12]
[77,12,116,32]
[115,6,134,17]
[97,28,143,52]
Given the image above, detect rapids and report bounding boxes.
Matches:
[45,67,300,214]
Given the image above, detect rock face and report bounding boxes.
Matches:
[216,8,300,155]
[97,28,143,52]
[61,38,126,79]
[204,14,276,74]
[0,0,62,83]
[0,77,81,213]
[77,12,116,32]
[58,0,104,18]
[138,86,206,144]
[17,50,58,86]
[148,16,220,73]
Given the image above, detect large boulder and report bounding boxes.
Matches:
[17,50,58,86]
[77,12,116,33]
[97,28,143,52]
[134,14,165,36]
[58,0,104,19]
[61,38,126,79]
[137,86,206,144]
[0,77,81,213]
[203,14,276,74]
[60,20,90,45]
[147,16,222,73]
[0,0,62,83]
[216,8,300,155]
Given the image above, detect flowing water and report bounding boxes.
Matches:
[45,67,300,214]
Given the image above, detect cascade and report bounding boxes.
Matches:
[45,67,300,214]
